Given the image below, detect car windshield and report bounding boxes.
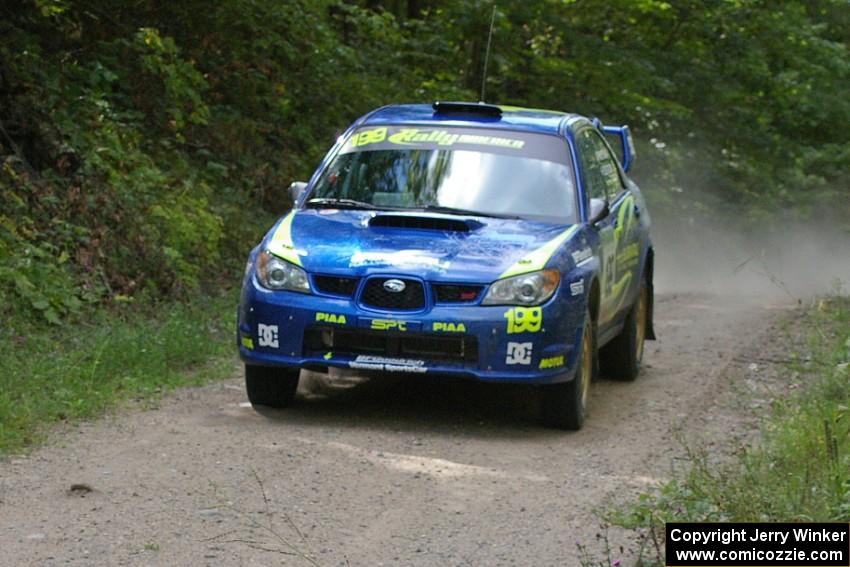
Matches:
[307,125,577,222]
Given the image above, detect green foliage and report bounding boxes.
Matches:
[133,27,210,135]
[606,295,850,566]
[0,291,237,453]
[0,0,847,324]
[0,162,81,323]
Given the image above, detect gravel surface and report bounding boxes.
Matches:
[0,292,794,566]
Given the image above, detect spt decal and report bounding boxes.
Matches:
[504,307,542,334]
[371,319,407,332]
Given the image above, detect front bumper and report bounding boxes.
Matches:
[237,276,587,385]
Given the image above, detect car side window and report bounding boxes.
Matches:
[590,131,625,197]
[575,129,609,202]
[576,128,624,201]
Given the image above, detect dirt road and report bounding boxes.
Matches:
[0,292,793,566]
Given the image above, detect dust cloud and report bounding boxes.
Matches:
[651,215,850,300]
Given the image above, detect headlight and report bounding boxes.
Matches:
[481,269,560,306]
[255,251,310,293]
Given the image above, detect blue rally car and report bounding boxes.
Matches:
[237,101,655,429]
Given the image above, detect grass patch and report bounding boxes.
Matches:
[0,290,238,454]
[606,294,850,565]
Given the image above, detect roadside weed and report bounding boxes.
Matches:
[604,294,850,566]
[0,290,238,453]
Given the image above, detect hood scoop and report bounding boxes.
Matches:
[368,213,478,233]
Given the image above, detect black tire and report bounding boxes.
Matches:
[540,309,594,430]
[601,279,648,382]
[245,364,300,408]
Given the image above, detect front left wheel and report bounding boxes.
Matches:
[540,309,594,430]
[245,365,300,408]
[601,279,648,381]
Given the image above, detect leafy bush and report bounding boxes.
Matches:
[0,0,847,324]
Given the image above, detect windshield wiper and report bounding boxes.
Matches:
[305,197,379,210]
[306,199,520,218]
[417,204,521,219]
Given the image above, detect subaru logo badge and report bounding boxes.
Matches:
[383,279,406,293]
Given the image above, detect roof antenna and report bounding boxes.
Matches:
[480,4,497,103]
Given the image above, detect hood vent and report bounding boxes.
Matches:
[369,214,472,233]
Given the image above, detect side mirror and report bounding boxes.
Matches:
[288,181,308,205]
[589,198,609,224]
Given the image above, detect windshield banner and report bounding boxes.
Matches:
[341,125,568,164]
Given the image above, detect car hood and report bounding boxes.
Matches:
[264,209,577,282]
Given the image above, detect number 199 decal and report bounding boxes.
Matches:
[504,307,542,334]
[351,127,387,147]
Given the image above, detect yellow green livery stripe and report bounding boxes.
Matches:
[267,210,303,266]
[614,195,635,244]
[499,225,579,279]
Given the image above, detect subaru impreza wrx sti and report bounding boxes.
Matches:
[237,101,655,429]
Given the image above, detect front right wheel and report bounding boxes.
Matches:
[245,364,300,408]
[540,309,594,430]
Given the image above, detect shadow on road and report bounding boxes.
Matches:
[249,369,571,436]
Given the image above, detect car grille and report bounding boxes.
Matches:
[360,277,425,311]
[313,275,359,298]
[304,327,477,366]
[432,284,484,304]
